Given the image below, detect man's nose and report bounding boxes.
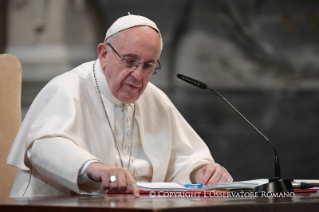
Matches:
[131,64,144,80]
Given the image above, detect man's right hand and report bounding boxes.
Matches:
[85,163,139,197]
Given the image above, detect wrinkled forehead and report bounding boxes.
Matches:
[107,26,162,60]
[106,26,163,53]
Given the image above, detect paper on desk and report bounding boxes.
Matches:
[137,181,260,191]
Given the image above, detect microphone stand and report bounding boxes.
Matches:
[207,87,292,194]
[177,74,292,194]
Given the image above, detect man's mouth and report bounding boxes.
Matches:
[124,83,140,90]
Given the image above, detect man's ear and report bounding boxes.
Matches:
[97,43,108,69]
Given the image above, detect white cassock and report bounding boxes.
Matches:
[7,60,216,197]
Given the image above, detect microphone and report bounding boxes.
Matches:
[177,73,292,193]
[176,74,207,89]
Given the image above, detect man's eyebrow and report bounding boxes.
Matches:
[122,53,138,58]
[122,54,156,63]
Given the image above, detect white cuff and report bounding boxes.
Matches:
[78,160,100,184]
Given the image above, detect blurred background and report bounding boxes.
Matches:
[1,0,319,181]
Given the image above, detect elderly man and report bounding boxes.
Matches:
[7,14,232,198]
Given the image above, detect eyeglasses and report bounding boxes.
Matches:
[107,43,161,76]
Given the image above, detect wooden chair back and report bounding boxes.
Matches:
[0,54,22,198]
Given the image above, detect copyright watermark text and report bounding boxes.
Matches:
[148,191,295,198]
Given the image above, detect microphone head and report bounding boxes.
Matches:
[176,74,207,89]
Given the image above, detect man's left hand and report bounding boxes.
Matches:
[195,163,233,186]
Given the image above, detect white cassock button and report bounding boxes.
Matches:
[127,131,131,137]
[137,170,141,174]
[126,117,130,122]
[125,146,130,151]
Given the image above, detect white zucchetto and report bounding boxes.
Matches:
[104,12,160,41]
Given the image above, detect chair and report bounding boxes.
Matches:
[0,54,22,198]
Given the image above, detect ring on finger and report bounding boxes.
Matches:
[110,175,117,183]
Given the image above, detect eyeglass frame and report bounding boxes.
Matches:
[106,43,161,76]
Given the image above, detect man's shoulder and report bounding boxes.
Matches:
[139,82,172,107]
[143,82,167,98]
[50,61,94,85]
[38,61,95,97]
[39,61,92,91]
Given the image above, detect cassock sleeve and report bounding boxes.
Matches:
[30,137,100,194]
[165,102,215,184]
[138,83,217,184]
[23,77,102,194]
